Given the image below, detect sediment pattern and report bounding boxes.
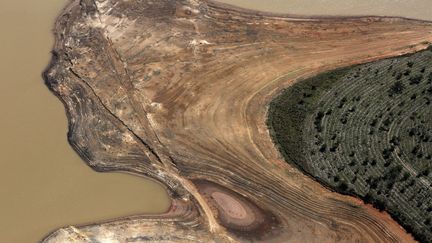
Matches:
[43,0,432,242]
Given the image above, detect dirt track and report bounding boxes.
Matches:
[43,0,432,242]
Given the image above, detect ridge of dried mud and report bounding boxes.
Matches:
[42,0,432,242]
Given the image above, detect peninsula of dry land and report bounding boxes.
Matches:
[43,0,432,242]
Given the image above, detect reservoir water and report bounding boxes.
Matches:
[0,1,169,242]
[218,0,432,21]
[0,0,431,242]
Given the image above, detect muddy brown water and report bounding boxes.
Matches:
[0,1,170,242]
[0,0,430,242]
[218,0,432,21]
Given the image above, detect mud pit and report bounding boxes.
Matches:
[43,0,432,242]
[194,180,273,236]
[212,192,249,221]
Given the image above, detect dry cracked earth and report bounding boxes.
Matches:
[42,0,432,242]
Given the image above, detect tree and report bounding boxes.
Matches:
[409,74,423,85]
[388,81,405,96]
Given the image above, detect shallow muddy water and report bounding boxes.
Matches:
[218,0,432,21]
[0,1,169,242]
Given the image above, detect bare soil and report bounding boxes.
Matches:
[42,0,432,242]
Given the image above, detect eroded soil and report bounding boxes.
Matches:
[43,0,432,242]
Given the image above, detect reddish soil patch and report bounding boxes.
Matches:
[194,180,277,237]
